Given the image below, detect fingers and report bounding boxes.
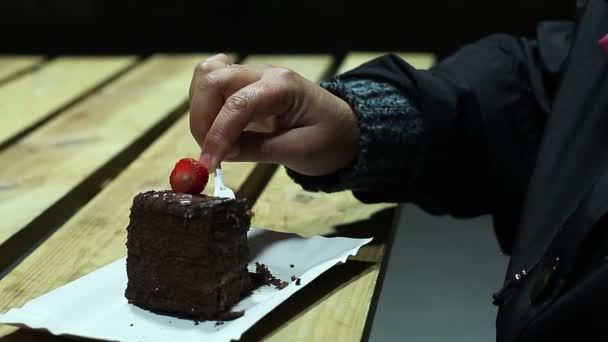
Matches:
[201,79,296,170]
[223,85,361,176]
[244,116,278,133]
[223,130,299,164]
[224,127,335,176]
[189,61,225,101]
[206,53,233,64]
[189,64,263,150]
[188,54,233,102]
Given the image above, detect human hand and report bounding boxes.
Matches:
[189,54,360,176]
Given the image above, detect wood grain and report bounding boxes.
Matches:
[248,52,435,342]
[0,54,334,339]
[0,116,256,339]
[253,169,393,237]
[248,170,393,342]
[0,54,207,267]
[0,56,137,146]
[338,52,435,74]
[0,56,44,84]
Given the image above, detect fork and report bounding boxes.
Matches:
[213,165,236,199]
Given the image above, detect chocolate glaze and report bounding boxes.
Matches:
[125,190,252,320]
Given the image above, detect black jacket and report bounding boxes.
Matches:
[325,1,608,340]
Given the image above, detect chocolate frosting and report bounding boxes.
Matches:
[125,190,252,320]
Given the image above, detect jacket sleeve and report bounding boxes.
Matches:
[287,25,570,221]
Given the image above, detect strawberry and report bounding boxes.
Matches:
[169,158,209,194]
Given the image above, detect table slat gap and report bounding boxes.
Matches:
[0,54,333,339]
[0,56,141,151]
[349,52,436,342]
[0,54,211,274]
[244,52,435,342]
[0,56,46,87]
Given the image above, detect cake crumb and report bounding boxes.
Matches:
[252,262,288,290]
[290,275,301,285]
[130,323,134,327]
[194,321,200,326]
[215,321,225,327]
[290,264,294,268]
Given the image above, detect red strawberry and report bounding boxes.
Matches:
[169,158,209,194]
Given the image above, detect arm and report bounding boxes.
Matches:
[288,28,570,220]
[188,23,570,251]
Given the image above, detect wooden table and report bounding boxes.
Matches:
[0,52,434,342]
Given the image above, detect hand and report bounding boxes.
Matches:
[189,54,360,176]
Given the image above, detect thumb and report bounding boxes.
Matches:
[225,127,334,176]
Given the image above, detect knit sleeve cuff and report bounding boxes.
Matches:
[286,76,426,194]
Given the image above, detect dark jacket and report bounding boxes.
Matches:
[290,0,608,340]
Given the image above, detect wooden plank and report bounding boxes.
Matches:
[0,117,256,339]
[246,52,435,342]
[246,172,393,342]
[252,169,393,238]
[0,56,137,147]
[0,54,334,339]
[0,54,207,272]
[338,52,435,74]
[0,56,44,83]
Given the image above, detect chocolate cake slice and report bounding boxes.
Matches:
[125,190,252,320]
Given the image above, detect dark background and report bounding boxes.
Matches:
[2,0,573,59]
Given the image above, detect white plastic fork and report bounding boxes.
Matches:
[213,165,236,199]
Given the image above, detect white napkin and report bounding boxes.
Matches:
[0,228,373,342]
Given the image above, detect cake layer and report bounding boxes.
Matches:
[125,190,252,320]
[126,265,251,319]
[127,212,249,261]
[131,190,250,221]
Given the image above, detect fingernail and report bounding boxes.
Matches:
[200,153,212,168]
[226,144,240,160]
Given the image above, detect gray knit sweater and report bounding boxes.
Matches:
[285,76,424,194]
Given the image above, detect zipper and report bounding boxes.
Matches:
[492,260,541,306]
